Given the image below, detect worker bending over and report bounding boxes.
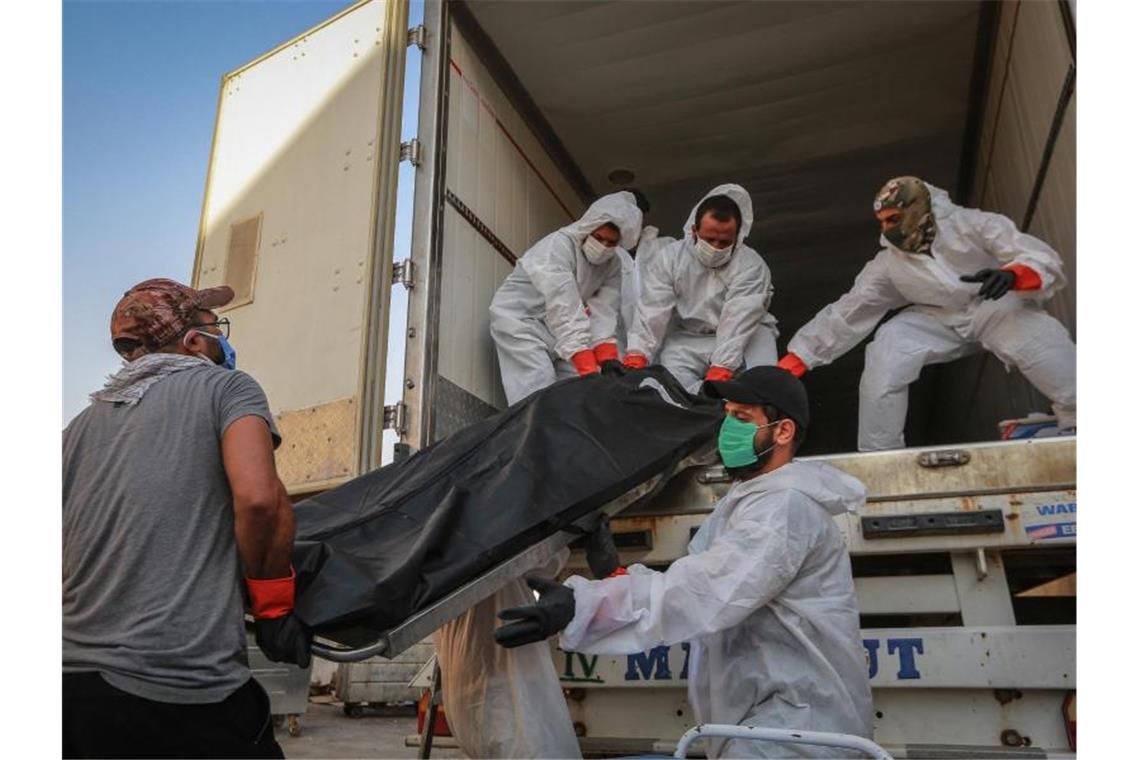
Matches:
[489,191,643,405]
[495,367,874,758]
[778,176,1075,451]
[623,184,778,392]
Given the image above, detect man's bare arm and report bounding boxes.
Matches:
[222,415,293,579]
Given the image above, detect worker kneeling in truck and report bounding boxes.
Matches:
[778,176,1076,451]
[622,183,779,393]
[63,279,310,758]
[494,366,874,759]
[489,190,643,405]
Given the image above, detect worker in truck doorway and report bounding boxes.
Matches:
[622,183,780,393]
[489,190,643,405]
[777,176,1077,451]
[494,366,874,758]
[63,279,311,758]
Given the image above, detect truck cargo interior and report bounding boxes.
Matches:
[435,0,1075,455]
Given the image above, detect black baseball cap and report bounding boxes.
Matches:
[702,365,810,432]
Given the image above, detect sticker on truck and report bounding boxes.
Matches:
[558,636,928,686]
[1025,501,1076,541]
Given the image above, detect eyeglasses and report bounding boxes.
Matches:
[189,317,231,339]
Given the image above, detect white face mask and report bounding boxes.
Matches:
[582,234,616,265]
[693,235,734,268]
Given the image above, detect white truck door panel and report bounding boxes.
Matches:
[194,0,408,492]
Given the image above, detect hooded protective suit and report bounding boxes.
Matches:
[560,460,873,758]
[626,184,778,392]
[787,183,1076,451]
[490,193,643,405]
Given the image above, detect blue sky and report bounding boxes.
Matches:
[63,0,421,429]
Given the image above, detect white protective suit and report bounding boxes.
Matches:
[560,460,874,758]
[489,193,643,405]
[616,225,674,351]
[787,183,1076,451]
[626,184,779,393]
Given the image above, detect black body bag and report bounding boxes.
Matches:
[290,367,723,646]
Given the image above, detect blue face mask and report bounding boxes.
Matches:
[717,415,779,469]
[198,331,238,370]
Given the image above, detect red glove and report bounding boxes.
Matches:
[777,353,808,379]
[247,568,312,668]
[607,566,629,578]
[593,342,620,364]
[571,349,600,376]
[246,567,297,620]
[705,366,734,382]
[623,351,649,369]
[1001,264,1043,291]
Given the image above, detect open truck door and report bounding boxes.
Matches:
[399,0,591,453]
[192,0,409,494]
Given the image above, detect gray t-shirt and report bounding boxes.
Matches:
[63,364,281,704]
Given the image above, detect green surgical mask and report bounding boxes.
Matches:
[718,415,778,469]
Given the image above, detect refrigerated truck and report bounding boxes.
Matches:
[191,0,1076,754]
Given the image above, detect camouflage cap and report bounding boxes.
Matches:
[110,278,234,359]
[873,176,936,255]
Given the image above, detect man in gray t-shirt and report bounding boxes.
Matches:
[63,278,310,759]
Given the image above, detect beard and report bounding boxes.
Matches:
[724,427,776,481]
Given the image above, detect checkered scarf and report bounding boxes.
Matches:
[90,352,212,406]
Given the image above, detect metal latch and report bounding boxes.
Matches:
[861,509,1004,539]
[392,259,415,289]
[383,402,408,434]
[697,466,732,484]
[407,24,427,50]
[400,138,422,166]
[917,449,971,468]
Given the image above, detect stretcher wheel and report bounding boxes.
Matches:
[344,703,366,718]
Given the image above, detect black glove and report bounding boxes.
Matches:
[585,517,621,579]
[494,576,576,649]
[600,359,626,377]
[254,613,313,668]
[960,269,1016,300]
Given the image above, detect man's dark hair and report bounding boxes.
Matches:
[761,403,807,451]
[627,188,650,215]
[694,194,741,232]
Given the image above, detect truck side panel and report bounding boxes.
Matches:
[932,0,1076,443]
[426,22,586,439]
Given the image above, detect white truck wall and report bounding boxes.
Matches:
[926,1,1076,443]
[972,0,1075,333]
[194,0,408,491]
[433,22,585,429]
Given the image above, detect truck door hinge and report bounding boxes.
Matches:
[400,138,422,166]
[392,259,415,289]
[407,25,427,51]
[383,402,408,434]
